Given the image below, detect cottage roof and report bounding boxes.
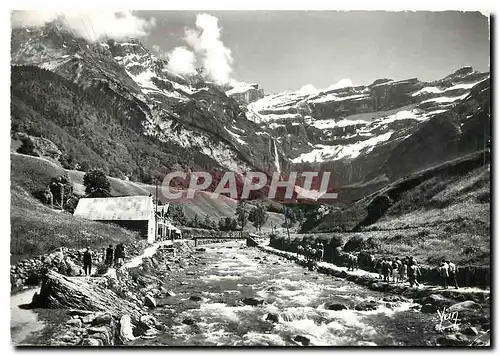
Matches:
[74,196,153,221]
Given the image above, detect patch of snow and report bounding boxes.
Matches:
[226,82,258,96]
[312,118,369,130]
[444,78,488,91]
[421,93,469,104]
[291,131,394,163]
[144,116,249,173]
[100,42,109,49]
[310,93,368,104]
[224,127,247,145]
[412,87,443,96]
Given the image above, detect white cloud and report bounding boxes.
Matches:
[184,13,233,84]
[298,84,318,95]
[326,78,353,91]
[165,47,197,75]
[11,10,155,42]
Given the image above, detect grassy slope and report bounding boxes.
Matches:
[10,153,284,262]
[307,151,490,267]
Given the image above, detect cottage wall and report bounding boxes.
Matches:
[98,220,149,240]
[147,215,155,244]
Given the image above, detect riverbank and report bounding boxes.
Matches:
[11,239,190,346]
[255,243,490,346]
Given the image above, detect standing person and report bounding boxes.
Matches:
[382,258,390,282]
[398,258,407,283]
[83,247,92,276]
[114,244,121,267]
[105,244,114,266]
[408,260,421,287]
[446,260,459,289]
[392,259,400,283]
[318,242,325,262]
[439,260,449,289]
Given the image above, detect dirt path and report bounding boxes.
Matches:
[10,239,178,346]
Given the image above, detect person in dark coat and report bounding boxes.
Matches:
[105,244,113,266]
[381,258,390,282]
[114,244,121,267]
[83,247,92,276]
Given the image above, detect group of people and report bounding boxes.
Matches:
[438,259,459,289]
[81,243,127,276]
[302,242,325,262]
[374,256,422,287]
[105,243,126,268]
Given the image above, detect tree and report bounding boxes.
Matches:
[168,205,187,226]
[192,214,200,228]
[17,136,38,157]
[235,201,249,230]
[49,174,73,210]
[249,203,269,231]
[83,169,111,197]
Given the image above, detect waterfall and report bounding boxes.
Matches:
[273,139,281,173]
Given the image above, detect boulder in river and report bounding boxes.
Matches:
[462,326,479,336]
[448,300,482,312]
[242,297,264,306]
[293,335,311,346]
[182,318,196,325]
[421,303,437,313]
[189,295,203,302]
[325,303,348,311]
[420,294,454,309]
[265,313,279,322]
[354,302,378,311]
[81,337,102,346]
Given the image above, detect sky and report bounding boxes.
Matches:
[11,10,490,93]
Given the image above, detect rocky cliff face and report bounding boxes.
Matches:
[243,66,490,202]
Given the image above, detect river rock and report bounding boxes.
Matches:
[81,337,102,346]
[66,318,83,328]
[325,303,348,311]
[448,300,482,312]
[294,335,310,346]
[189,295,203,302]
[87,326,113,345]
[91,313,112,326]
[144,295,157,308]
[265,313,279,322]
[436,334,469,346]
[182,318,196,325]
[195,248,206,252]
[81,313,99,324]
[242,297,264,306]
[354,302,378,311]
[119,315,136,343]
[462,326,479,336]
[421,303,437,313]
[160,288,176,297]
[421,294,454,309]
